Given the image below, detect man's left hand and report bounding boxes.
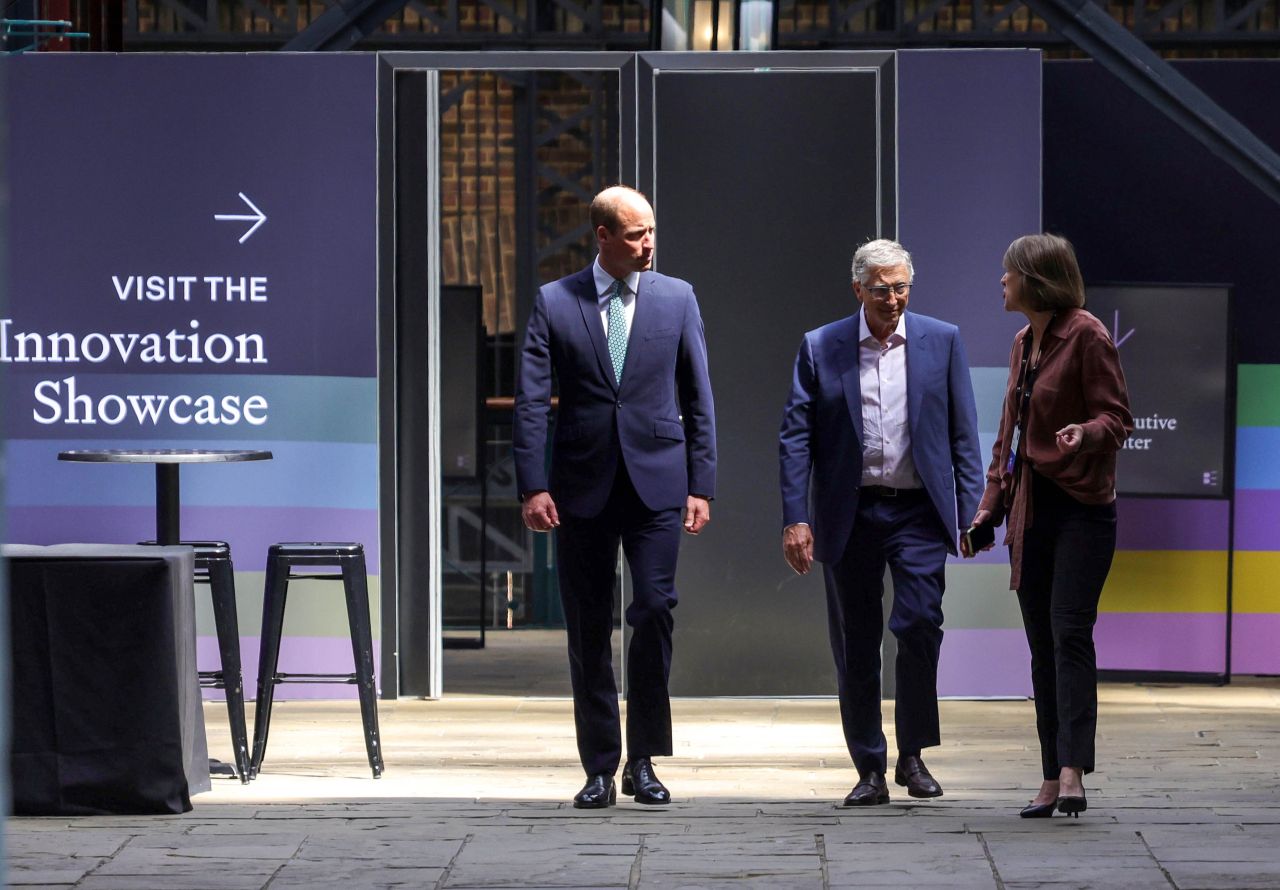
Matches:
[684,496,711,535]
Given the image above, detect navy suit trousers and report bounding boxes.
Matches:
[823,489,948,777]
[555,464,681,777]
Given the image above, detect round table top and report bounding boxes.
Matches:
[58,448,273,464]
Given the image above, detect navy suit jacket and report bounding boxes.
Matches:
[778,310,983,563]
[514,266,716,518]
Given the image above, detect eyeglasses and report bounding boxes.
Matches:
[865,282,911,301]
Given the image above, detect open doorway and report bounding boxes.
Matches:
[387,59,627,697]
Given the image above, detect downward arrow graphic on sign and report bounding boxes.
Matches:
[1112,310,1135,347]
[214,192,267,244]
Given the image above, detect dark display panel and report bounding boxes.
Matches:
[653,67,886,694]
[1087,285,1231,498]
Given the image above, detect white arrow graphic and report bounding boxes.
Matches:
[214,192,267,244]
[1112,310,1135,347]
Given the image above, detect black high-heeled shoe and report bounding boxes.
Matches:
[1020,801,1056,818]
[1056,793,1087,818]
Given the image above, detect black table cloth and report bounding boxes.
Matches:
[6,544,210,815]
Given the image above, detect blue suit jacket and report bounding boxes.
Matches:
[778,310,984,562]
[514,266,717,517]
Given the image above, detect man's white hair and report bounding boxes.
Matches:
[851,239,914,285]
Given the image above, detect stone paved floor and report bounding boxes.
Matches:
[8,682,1280,889]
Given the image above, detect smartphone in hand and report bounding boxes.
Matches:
[963,521,996,553]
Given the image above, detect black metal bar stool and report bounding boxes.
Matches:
[140,539,251,784]
[249,542,383,779]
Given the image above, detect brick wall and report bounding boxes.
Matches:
[439,71,613,345]
[440,72,519,336]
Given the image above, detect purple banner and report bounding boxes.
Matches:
[1234,490,1280,551]
[1115,497,1230,551]
[7,54,377,393]
[938,629,1032,698]
[897,50,1041,367]
[1231,614,1280,674]
[1096,612,1227,674]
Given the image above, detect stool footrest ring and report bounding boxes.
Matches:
[271,672,359,684]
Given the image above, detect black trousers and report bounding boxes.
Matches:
[1017,470,1117,780]
[555,464,682,777]
[823,490,949,777]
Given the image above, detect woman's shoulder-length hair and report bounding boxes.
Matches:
[1004,233,1086,312]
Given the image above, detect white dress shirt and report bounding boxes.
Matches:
[858,308,922,490]
[593,257,638,339]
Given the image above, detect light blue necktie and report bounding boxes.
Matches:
[606,279,628,385]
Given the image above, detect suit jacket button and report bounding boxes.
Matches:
[616,401,623,408]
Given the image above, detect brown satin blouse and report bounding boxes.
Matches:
[978,307,1133,589]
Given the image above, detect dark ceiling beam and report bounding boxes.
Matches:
[283,0,411,52]
[1022,0,1280,206]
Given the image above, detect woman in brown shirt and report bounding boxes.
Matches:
[964,234,1132,819]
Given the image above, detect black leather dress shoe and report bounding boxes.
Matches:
[894,755,943,798]
[621,757,670,805]
[572,773,617,809]
[1020,801,1056,818]
[843,772,890,806]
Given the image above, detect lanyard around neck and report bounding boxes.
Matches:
[1005,313,1058,487]
[1013,313,1057,435]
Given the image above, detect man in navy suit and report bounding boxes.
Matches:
[778,239,983,806]
[514,185,716,809]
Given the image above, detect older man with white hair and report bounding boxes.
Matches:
[778,238,983,806]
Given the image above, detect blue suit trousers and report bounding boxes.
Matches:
[823,489,948,777]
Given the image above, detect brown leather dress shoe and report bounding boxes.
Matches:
[894,755,943,798]
[572,773,616,809]
[843,771,890,806]
[622,757,670,805]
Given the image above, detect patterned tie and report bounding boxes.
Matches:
[606,278,628,385]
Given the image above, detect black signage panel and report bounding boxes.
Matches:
[1087,285,1231,498]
